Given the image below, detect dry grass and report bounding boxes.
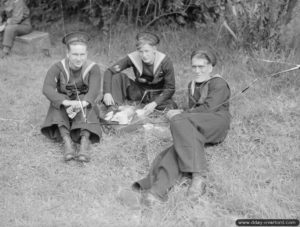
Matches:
[0,25,299,227]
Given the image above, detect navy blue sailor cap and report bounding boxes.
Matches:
[62,31,90,45]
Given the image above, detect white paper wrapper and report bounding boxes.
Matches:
[104,111,114,121]
[107,105,136,124]
[135,109,146,118]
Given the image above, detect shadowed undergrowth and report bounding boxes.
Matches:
[0,27,299,227]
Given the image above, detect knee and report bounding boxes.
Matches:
[170,113,186,129]
[4,24,17,34]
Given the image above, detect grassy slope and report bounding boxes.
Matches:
[0,26,299,227]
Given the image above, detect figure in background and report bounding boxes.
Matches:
[0,0,32,58]
[130,48,231,205]
[41,32,102,163]
[102,31,177,115]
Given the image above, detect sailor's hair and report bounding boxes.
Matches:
[190,48,217,66]
[135,31,160,49]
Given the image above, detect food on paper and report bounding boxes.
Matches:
[104,111,114,121]
[107,105,136,124]
[136,109,147,118]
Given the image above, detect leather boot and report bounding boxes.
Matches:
[187,173,206,197]
[62,135,76,162]
[77,135,91,162]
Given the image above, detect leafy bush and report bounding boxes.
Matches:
[26,0,299,50]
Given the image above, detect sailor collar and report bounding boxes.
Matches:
[190,74,223,96]
[128,51,166,75]
[60,59,96,83]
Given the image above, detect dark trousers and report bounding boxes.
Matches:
[110,73,177,110]
[2,21,32,47]
[41,104,102,144]
[133,111,230,200]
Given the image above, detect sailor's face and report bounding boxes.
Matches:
[191,57,212,78]
[138,43,156,64]
[67,43,88,69]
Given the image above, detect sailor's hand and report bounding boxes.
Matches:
[62,100,73,107]
[62,100,81,109]
[103,93,115,106]
[81,100,89,108]
[74,100,89,108]
[166,109,183,120]
[143,101,158,115]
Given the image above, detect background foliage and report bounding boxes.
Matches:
[27,0,299,50]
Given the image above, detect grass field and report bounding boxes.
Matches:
[0,25,299,227]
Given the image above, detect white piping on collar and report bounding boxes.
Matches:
[82,62,96,80]
[60,59,96,82]
[128,51,166,75]
[190,74,223,96]
[61,59,70,82]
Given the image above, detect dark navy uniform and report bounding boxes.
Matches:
[41,59,102,143]
[103,51,177,110]
[133,76,231,201]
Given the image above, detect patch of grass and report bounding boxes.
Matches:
[0,25,299,226]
